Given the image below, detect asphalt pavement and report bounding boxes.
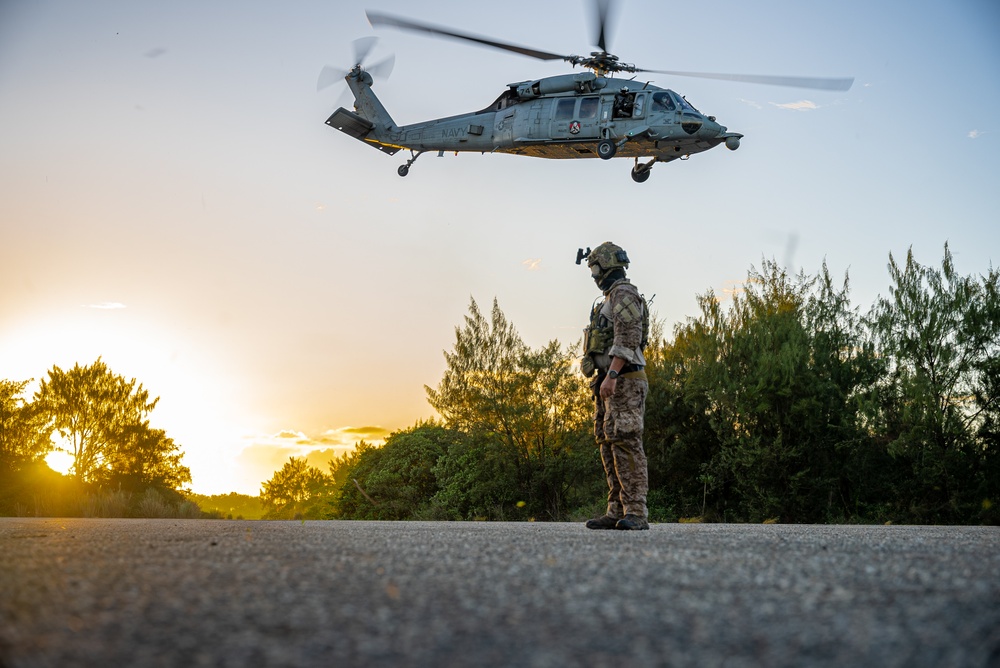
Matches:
[1,518,998,667]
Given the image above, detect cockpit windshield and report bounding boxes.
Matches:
[677,95,701,115]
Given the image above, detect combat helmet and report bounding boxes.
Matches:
[587,241,630,285]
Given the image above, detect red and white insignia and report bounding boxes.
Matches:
[569,121,581,134]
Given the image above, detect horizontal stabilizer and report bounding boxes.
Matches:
[326,108,373,139]
[325,108,400,155]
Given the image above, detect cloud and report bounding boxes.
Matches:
[771,100,819,112]
[84,302,126,309]
[338,426,391,438]
[521,258,542,271]
[738,98,763,110]
[236,425,391,489]
[968,130,984,139]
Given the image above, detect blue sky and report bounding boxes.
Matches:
[1,0,997,494]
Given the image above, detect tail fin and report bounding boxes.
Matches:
[346,70,396,132]
[325,69,399,154]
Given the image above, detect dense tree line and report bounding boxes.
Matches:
[1,359,195,517]
[262,246,998,524]
[6,246,996,524]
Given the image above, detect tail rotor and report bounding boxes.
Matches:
[317,37,395,92]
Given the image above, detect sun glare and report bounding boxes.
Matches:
[45,450,75,476]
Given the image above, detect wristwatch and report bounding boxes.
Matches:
[607,369,620,379]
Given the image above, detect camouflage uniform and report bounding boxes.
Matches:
[589,278,649,521]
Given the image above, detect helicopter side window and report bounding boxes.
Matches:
[579,96,599,119]
[632,94,645,118]
[555,98,576,121]
[651,92,676,112]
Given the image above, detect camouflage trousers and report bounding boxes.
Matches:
[593,375,648,519]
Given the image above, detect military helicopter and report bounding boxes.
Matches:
[319,1,853,183]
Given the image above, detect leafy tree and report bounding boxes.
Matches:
[866,244,1000,521]
[0,379,52,473]
[425,297,594,519]
[260,456,332,519]
[429,432,521,520]
[333,422,463,520]
[97,424,191,493]
[31,359,192,501]
[34,359,158,483]
[647,260,881,522]
[643,321,722,521]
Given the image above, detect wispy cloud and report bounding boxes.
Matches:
[738,98,763,110]
[771,100,820,112]
[521,258,542,271]
[968,130,986,139]
[84,302,127,310]
[237,426,392,488]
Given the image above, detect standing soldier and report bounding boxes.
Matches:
[578,242,649,530]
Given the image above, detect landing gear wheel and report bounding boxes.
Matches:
[631,167,650,183]
[597,139,617,160]
[397,165,409,177]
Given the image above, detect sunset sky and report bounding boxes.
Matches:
[2,0,998,495]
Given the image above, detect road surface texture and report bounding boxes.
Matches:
[1,519,998,667]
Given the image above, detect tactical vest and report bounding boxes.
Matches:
[582,284,649,375]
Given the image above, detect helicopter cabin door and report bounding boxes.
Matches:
[550,96,600,140]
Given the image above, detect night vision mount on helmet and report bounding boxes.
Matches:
[582,242,630,271]
[319,0,853,183]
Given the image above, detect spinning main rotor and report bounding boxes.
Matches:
[366,1,853,91]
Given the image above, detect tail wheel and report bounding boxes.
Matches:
[597,139,617,160]
[631,166,650,183]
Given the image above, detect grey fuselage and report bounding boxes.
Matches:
[326,69,742,163]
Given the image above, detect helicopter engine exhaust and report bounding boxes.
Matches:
[515,72,607,99]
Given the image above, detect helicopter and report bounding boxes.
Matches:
[318,1,853,183]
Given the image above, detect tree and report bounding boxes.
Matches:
[0,379,52,473]
[260,457,333,519]
[866,244,1000,521]
[98,424,191,493]
[33,359,190,495]
[425,297,594,519]
[332,422,464,520]
[646,260,881,522]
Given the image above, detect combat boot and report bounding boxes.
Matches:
[585,515,621,530]
[615,515,649,531]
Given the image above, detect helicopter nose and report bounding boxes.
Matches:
[700,117,723,137]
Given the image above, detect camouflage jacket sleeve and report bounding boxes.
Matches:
[608,282,644,365]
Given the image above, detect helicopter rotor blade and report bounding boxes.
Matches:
[593,0,614,53]
[643,69,854,91]
[366,10,570,63]
[365,53,395,80]
[317,65,349,92]
[352,35,378,66]
[317,37,394,92]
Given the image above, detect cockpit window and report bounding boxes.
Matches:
[651,92,676,112]
[677,95,701,114]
